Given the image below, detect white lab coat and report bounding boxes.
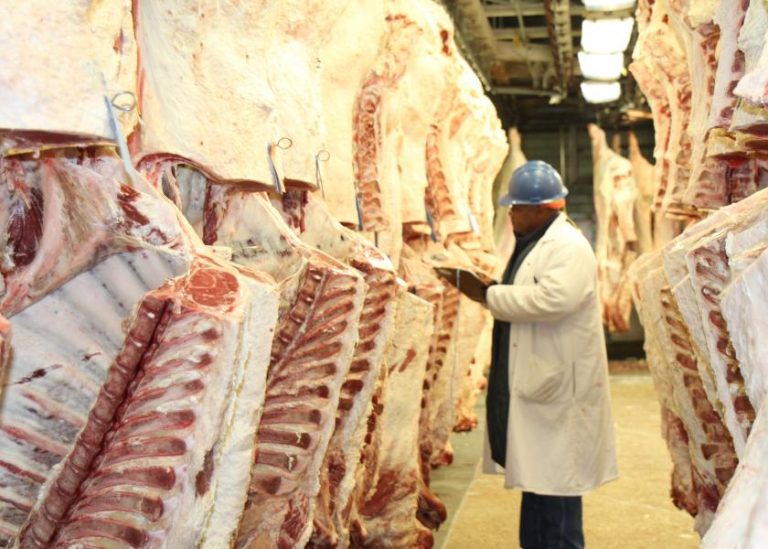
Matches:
[483,214,618,495]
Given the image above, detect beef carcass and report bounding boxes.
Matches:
[0,1,137,152]
[352,1,430,235]
[451,297,491,432]
[628,57,672,213]
[686,0,752,210]
[435,57,504,244]
[318,0,387,225]
[15,257,278,548]
[661,208,731,412]
[630,254,698,516]
[426,283,460,469]
[396,244,448,527]
[437,67,507,278]
[424,240,494,431]
[401,235,464,468]
[267,1,343,187]
[394,0,455,231]
[425,56,486,241]
[677,5,725,212]
[0,150,282,545]
[465,100,508,258]
[657,1,694,215]
[632,254,736,533]
[701,397,768,549]
[274,192,399,548]
[631,0,688,214]
[588,124,638,332]
[681,189,768,456]
[657,285,737,534]
[133,0,279,185]
[201,185,367,548]
[466,313,493,413]
[357,290,435,548]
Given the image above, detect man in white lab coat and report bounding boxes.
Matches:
[464,161,618,548]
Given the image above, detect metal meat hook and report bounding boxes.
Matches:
[111,91,137,113]
[314,149,330,197]
[266,142,284,194]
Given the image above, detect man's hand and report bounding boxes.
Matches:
[434,267,495,305]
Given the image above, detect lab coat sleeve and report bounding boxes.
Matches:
[486,238,595,324]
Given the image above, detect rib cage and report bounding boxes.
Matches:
[659,287,737,521]
[688,240,755,446]
[0,251,187,547]
[309,262,398,547]
[19,294,171,548]
[17,259,277,548]
[236,260,365,549]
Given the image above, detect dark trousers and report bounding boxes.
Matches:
[519,492,585,549]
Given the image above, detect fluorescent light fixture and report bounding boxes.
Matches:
[581,81,622,103]
[581,17,634,54]
[582,0,636,10]
[578,52,624,81]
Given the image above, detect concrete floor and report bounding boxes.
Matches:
[431,373,699,548]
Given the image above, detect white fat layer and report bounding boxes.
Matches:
[198,276,278,549]
[362,292,433,540]
[0,1,137,142]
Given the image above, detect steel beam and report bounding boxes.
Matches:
[492,86,561,97]
[484,3,633,19]
[494,27,581,40]
[496,42,554,63]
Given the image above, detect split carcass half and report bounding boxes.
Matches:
[16,257,278,548]
[357,290,435,548]
[273,191,399,548]
[631,253,737,534]
[200,184,367,548]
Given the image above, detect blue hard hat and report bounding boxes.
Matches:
[499,160,569,206]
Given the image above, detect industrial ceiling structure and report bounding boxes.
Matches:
[440,0,652,130]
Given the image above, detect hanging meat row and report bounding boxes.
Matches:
[629,0,768,544]
[0,1,508,547]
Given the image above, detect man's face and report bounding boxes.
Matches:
[508,204,542,236]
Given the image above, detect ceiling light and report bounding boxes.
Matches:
[578,52,624,81]
[581,81,622,103]
[581,18,634,54]
[582,0,636,10]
